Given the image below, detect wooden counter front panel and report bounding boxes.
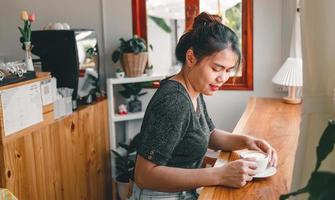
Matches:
[1,100,110,200]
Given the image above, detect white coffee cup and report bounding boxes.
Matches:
[240,151,269,174]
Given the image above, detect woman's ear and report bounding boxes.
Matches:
[185,49,197,67]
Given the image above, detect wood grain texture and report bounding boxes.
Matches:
[199,97,301,200]
[0,100,111,200]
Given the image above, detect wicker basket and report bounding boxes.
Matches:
[121,52,148,77]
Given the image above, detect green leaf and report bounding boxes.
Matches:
[116,166,128,175]
[24,21,28,32]
[112,50,121,63]
[112,150,127,163]
[307,172,335,198]
[315,121,335,171]
[148,15,172,33]
[18,27,25,37]
[118,142,129,151]
[280,187,308,200]
[138,92,148,97]
[27,28,31,42]
[128,133,141,153]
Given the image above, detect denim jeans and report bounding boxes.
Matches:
[128,183,198,200]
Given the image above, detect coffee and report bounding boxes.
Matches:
[240,151,269,174]
[243,152,266,160]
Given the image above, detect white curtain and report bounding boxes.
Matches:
[291,0,335,199]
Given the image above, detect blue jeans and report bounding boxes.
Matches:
[128,183,198,200]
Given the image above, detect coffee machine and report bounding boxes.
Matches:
[31,29,100,106]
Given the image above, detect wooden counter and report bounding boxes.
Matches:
[199,97,301,200]
[0,95,111,199]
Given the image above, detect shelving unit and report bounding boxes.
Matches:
[113,112,145,122]
[106,75,165,150]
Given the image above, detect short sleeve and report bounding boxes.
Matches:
[137,93,191,165]
[200,95,215,132]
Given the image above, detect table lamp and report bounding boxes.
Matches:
[272,57,303,104]
[273,0,302,104]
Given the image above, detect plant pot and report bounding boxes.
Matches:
[115,175,130,200]
[128,97,142,113]
[116,71,125,78]
[121,52,148,77]
[145,68,153,76]
[24,42,34,71]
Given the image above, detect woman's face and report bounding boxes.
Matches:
[187,48,238,96]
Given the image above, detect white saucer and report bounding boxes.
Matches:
[253,166,277,178]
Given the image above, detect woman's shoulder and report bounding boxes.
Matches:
[149,80,191,110]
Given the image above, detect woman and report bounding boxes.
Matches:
[130,12,278,200]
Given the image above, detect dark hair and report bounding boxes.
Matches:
[175,12,241,67]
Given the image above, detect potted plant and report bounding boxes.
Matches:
[115,67,125,78]
[18,10,35,71]
[112,133,141,200]
[119,82,151,113]
[145,64,154,76]
[112,35,150,77]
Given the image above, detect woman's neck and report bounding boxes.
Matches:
[171,70,200,101]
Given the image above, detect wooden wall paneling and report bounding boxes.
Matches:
[39,126,62,200]
[54,113,84,200]
[3,134,39,200]
[78,100,110,200]
[0,99,110,200]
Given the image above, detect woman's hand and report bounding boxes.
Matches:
[245,136,278,167]
[215,159,257,188]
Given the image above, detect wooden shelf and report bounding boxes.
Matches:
[0,72,51,91]
[112,112,144,122]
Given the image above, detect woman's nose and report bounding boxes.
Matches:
[216,71,230,83]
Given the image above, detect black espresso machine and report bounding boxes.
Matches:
[31,29,100,107]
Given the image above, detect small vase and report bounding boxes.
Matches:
[24,41,34,71]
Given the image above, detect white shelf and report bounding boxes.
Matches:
[107,74,166,151]
[112,112,145,122]
[108,74,166,84]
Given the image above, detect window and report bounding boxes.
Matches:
[132,0,253,90]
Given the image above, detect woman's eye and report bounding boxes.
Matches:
[213,67,221,72]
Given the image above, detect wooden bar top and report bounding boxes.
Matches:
[199,97,301,200]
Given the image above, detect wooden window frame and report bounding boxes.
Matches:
[132,0,253,90]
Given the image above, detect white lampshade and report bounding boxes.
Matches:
[272,57,303,87]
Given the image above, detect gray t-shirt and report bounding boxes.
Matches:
[137,79,215,169]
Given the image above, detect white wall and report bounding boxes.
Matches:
[101,0,133,82]
[0,0,104,63]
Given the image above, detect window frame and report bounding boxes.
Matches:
[132,0,253,90]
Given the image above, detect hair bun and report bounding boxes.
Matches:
[192,12,222,30]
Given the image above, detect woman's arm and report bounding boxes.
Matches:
[208,129,249,151]
[134,155,257,192]
[208,129,278,167]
